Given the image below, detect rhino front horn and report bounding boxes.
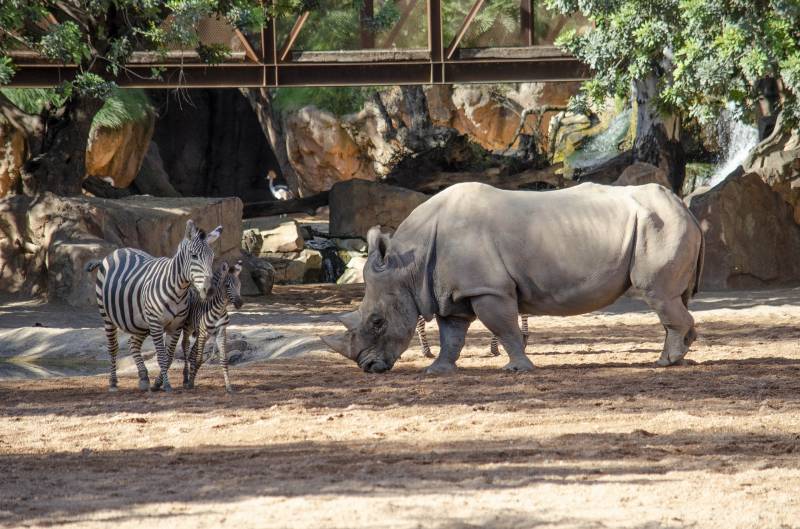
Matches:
[321,333,358,361]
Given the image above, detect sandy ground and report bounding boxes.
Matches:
[3,285,800,528]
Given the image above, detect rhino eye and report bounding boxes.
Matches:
[370,316,385,329]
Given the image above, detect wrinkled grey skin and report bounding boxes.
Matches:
[323,182,704,374]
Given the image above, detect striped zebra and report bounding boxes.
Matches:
[180,260,243,393]
[415,315,529,357]
[86,220,222,392]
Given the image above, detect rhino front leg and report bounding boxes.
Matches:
[471,295,533,372]
[424,316,470,375]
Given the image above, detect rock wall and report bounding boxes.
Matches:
[0,194,243,306]
[85,114,156,188]
[148,89,280,202]
[329,179,429,238]
[687,172,800,289]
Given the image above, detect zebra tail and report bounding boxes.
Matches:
[85,260,101,273]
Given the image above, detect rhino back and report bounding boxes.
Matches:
[393,182,693,316]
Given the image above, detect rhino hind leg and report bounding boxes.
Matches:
[471,295,533,372]
[424,316,471,375]
[645,295,695,366]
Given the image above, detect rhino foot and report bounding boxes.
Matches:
[424,361,457,375]
[502,357,534,372]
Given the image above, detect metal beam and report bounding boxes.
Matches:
[445,0,485,60]
[278,11,310,61]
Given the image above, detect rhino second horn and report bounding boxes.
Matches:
[338,310,361,331]
[321,333,358,361]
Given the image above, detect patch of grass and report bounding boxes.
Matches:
[93,88,152,129]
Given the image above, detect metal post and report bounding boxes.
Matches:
[427,0,443,82]
[360,0,376,49]
[520,0,533,46]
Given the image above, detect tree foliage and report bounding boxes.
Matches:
[546,0,800,127]
[0,0,266,96]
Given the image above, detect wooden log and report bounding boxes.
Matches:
[243,191,329,218]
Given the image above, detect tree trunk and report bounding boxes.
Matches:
[240,87,301,196]
[633,76,685,194]
[13,95,103,196]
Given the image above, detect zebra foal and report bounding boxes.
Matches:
[87,220,222,392]
[181,260,243,393]
[415,315,529,357]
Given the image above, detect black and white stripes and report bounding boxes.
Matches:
[416,315,530,358]
[87,220,222,392]
[181,261,243,392]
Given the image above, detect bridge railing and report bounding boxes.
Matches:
[8,0,590,88]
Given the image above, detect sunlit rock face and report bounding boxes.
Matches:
[0,118,26,197]
[687,172,800,289]
[85,113,155,189]
[285,106,377,196]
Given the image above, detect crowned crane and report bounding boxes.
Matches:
[267,171,294,201]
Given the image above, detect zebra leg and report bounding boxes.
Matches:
[181,331,191,388]
[521,315,529,349]
[489,335,501,357]
[149,323,173,392]
[187,326,208,389]
[127,334,150,391]
[166,331,180,370]
[416,316,435,358]
[219,326,233,393]
[104,320,120,392]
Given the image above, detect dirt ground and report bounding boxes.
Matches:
[3,285,800,529]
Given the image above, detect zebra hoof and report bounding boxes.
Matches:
[138,380,150,391]
[108,386,119,393]
[225,386,235,394]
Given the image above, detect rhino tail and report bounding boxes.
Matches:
[683,226,704,305]
[694,230,704,296]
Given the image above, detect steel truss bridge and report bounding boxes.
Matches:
[8,0,590,88]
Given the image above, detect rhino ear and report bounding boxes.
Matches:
[321,333,358,361]
[338,309,361,331]
[366,226,391,264]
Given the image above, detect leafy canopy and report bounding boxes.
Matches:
[0,0,266,99]
[546,0,800,126]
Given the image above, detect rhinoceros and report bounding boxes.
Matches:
[322,182,704,374]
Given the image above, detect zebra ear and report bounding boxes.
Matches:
[185,220,198,240]
[218,261,230,274]
[206,225,223,244]
[233,260,243,277]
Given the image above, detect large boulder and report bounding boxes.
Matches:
[0,193,243,306]
[613,162,670,188]
[285,106,376,196]
[264,249,323,284]
[242,218,304,255]
[329,179,429,238]
[744,128,800,223]
[0,118,26,198]
[686,172,800,289]
[86,114,156,189]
